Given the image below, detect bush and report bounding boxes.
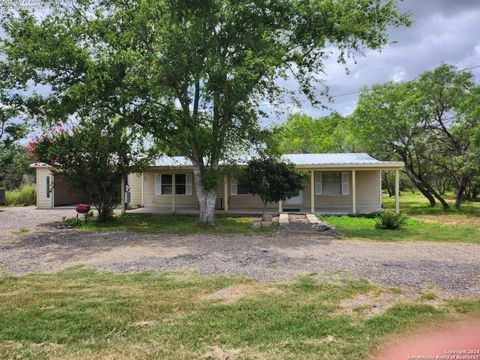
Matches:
[5,185,36,206]
[375,210,407,230]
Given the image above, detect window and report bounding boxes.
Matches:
[315,172,349,196]
[161,174,173,194]
[46,176,50,198]
[322,172,342,195]
[230,177,249,195]
[155,173,192,195]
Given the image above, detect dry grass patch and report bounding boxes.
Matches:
[415,214,480,226]
[201,283,281,305]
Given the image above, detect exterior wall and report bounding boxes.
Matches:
[142,170,199,209]
[306,171,353,211]
[356,170,381,213]
[36,168,53,209]
[128,173,144,206]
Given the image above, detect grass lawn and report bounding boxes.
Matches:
[321,192,480,244]
[0,268,478,359]
[67,214,275,236]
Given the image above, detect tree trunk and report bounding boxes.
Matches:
[404,168,436,207]
[192,162,217,225]
[383,173,392,197]
[455,180,467,209]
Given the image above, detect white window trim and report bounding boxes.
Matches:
[155,173,193,196]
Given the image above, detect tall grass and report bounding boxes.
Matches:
[5,185,36,206]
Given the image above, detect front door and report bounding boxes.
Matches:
[285,190,303,205]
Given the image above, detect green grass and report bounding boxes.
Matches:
[323,216,480,243]
[66,214,275,235]
[320,192,480,244]
[4,185,36,206]
[0,269,478,359]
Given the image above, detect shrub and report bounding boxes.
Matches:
[5,185,36,206]
[375,210,407,230]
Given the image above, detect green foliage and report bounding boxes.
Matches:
[375,210,407,230]
[4,185,36,206]
[351,64,480,210]
[273,113,354,154]
[30,119,151,222]
[240,157,307,207]
[0,0,409,223]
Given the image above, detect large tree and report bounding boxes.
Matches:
[352,65,480,209]
[29,118,150,222]
[1,0,409,224]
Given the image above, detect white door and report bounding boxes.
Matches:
[285,190,303,205]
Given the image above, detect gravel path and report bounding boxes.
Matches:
[0,207,76,235]
[0,223,479,296]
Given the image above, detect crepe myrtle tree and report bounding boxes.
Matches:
[240,157,306,217]
[29,119,150,222]
[0,0,409,224]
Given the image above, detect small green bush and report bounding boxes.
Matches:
[375,210,407,230]
[5,185,36,206]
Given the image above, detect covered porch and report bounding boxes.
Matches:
[125,163,403,216]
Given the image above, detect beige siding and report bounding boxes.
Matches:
[226,176,278,210]
[128,173,144,206]
[356,170,381,213]
[134,168,382,214]
[143,171,199,209]
[310,171,353,210]
[36,168,53,209]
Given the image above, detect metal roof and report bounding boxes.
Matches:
[154,153,403,168]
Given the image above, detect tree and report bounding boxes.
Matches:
[0,88,32,189]
[29,118,150,222]
[351,65,480,209]
[240,157,306,214]
[415,65,480,208]
[273,113,353,154]
[1,0,409,224]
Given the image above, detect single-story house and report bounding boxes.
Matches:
[32,153,404,214]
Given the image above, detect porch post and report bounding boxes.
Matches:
[379,170,382,209]
[172,173,176,213]
[224,175,229,213]
[121,177,126,214]
[278,200,283,213]
[352,170,357,215]
[395,169,400,214]
[310,170,315,213]
[141,173,144,206]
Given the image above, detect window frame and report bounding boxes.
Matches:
[155,173,192,196]
[315,171,350,196]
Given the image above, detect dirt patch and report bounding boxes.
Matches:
[339,289,439,318]
[203,346,242,360]
[202,284,280,305]
[370,318,480,360]
[416,214,480,226]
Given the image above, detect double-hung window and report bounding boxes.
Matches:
[230,177,249,195]
[315,172,349,195]
[155,173,192,195]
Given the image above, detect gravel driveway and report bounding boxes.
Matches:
[1,207,479,296]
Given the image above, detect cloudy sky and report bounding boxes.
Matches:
[265,0,480,124]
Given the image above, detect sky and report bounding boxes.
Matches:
[264,0,480,124]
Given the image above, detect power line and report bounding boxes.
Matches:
[322,64,480,100]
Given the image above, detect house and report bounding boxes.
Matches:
[32,153,404,214]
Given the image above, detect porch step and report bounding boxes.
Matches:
[306,213,321,224]
[279,213,289,225]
